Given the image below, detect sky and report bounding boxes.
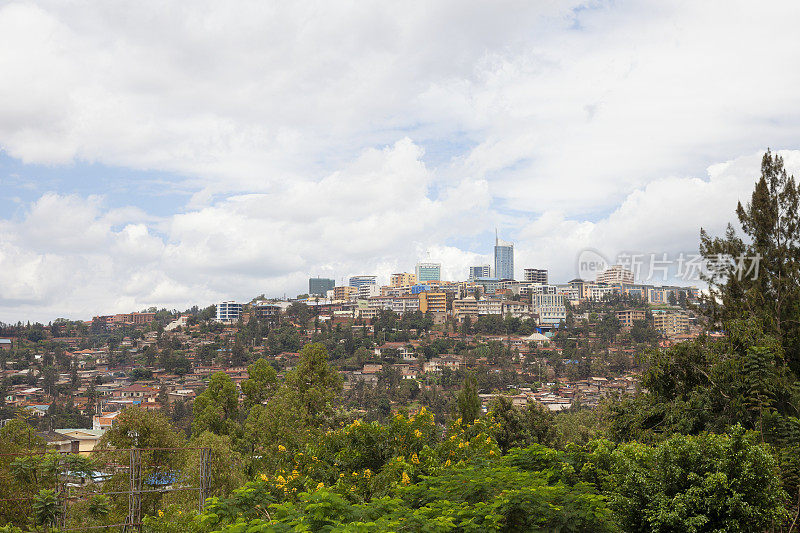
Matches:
[2,0,800,323]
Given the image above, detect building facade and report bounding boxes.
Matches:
[597,265,635,284]
[616,308,646,327]
[468,265,491,280]
[419,291,447,314]
[349,275,378,289]
[216,301,243,322]
[309,277,335,296]
[333,286,357,301]
[531,294,566,325]
[652,310,689,337]
[390,272,416,287]
[494,234,514,280]
[523,268,548,284]
[415,262,442,283]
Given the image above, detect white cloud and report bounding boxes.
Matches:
[3,148,795,322]
[514,149,800,283]
[2,1,800,320]
[0,139,492,320]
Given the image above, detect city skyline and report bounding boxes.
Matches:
[3,2,800,322]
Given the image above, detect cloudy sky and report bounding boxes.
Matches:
[2,0,800,323]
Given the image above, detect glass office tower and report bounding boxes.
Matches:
[494,233,514,280]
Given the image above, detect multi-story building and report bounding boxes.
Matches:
[390,272,416,287]
[349,275,378,290]
[309,277,335,297]
[415,262,442,283]
[587,284,619,300]
[597,265,635,284]
[358,284,380,299]
[333,286,357,301]
[523,268,548,284]
[652,310,689,337]
[216,301,243,322]
[419,291,447,314]
[391,295,420,314]
[452,297,479,322]
[494,233,515,280]
[253,302,283,320]
[531,294,566,325]
[111,312,157,326]
[502,301,532,318]
[555,284,581,302]
[477,298,503,315]
[468,265,492,280]
[473,277,500,296]
[616,308,646,327]
[410,284,430,295]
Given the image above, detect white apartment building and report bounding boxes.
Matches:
[391,296,420,314]
[532,294,567,325]
[216,301,243,322]
[358,284,381,299]
[597,265,635,284]
[587,284,619,300]
[477,299,503,315]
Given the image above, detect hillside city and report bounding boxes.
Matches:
[0,233,701,452]
[2,157,798,532]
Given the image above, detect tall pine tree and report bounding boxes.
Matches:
[700,149,800,373]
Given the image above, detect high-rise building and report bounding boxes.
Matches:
[390,272,416,287]
[523,268,548,284]
[309,277,335,296]
[415,262,441,283]
[216,301,243,322]
[597,265,635,284]
[468,265,491,280]
[494,232,514,280]
[349,275,378,289]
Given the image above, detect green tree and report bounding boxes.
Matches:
[490,397,557,453]
[244,344,342,464]
[240,358,278,409]
[700,149,800,371]
[608,426,787,532]
[284,343,342,422]
[187,431,246,498]
[192,372,240,437]
[456,373,481,425]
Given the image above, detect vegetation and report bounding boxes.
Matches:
[1,151,800,531]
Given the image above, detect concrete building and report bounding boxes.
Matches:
[419,291,447,314]
[477,298,503,315]
[494,232,515,280]
[616,308,646,327]
[390,272,416,287]
[253,302,284,320]
[358,284,381,299]
[415,262,442,283]
[597,265,635,284]
[333,286,357,301]
[309,277,335,296]
[652,310,689,337]
[468,265,491,280]
[349,275,378,290]
[532,294,566,325]
[452,297,479,322]
[473,277,501,295]
[388,295,419,314]
[523,268,548,284]
[216,301,243,322]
